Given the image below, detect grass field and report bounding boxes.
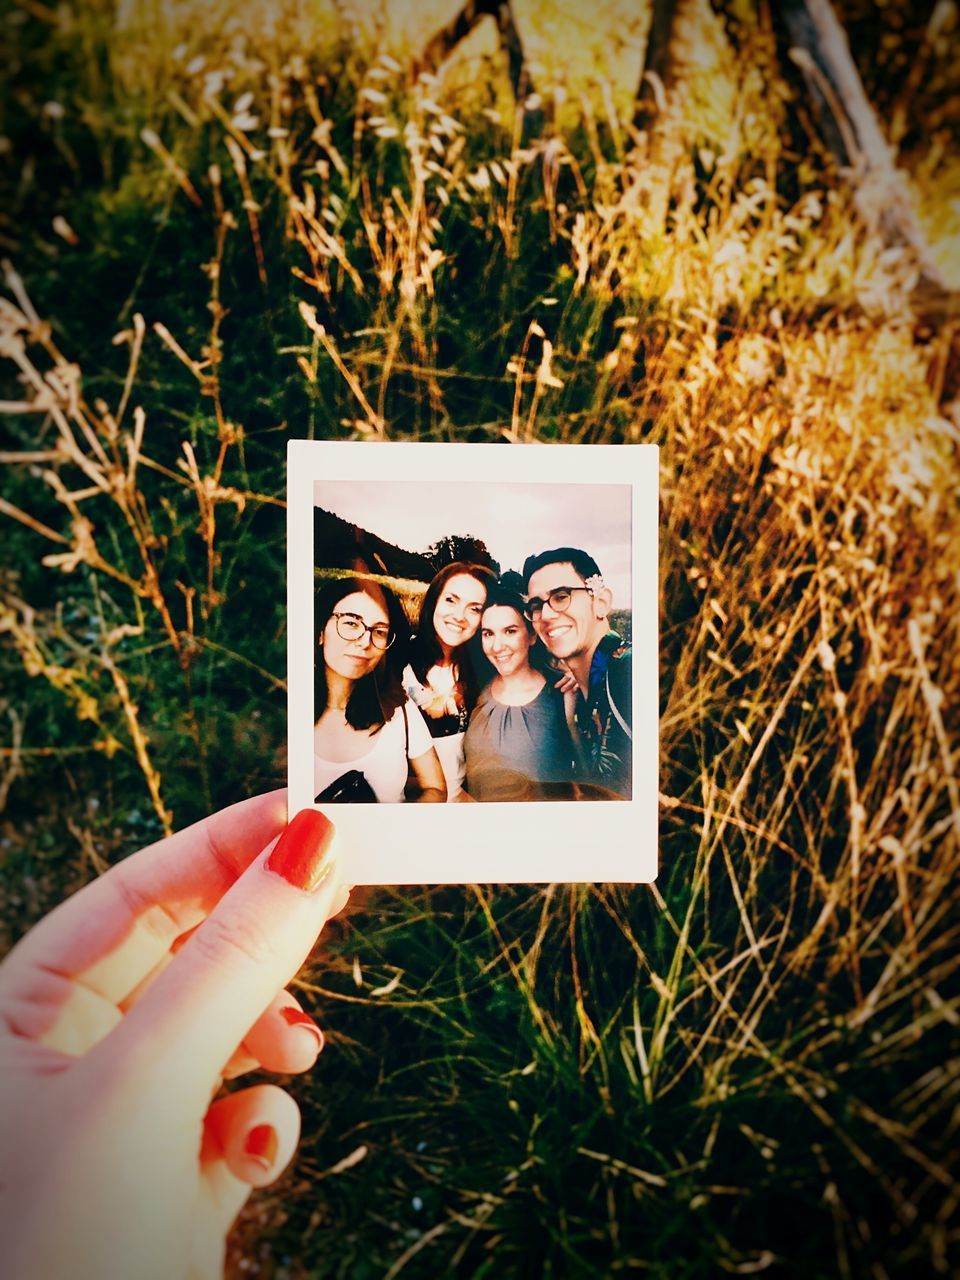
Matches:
[1,1,958,1275]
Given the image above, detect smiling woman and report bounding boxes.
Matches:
[313,578,446,803]
[404,561,498,800]
[462,586,576,801]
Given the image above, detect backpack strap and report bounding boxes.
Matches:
[403,700,410,757]
[605,666,632,741]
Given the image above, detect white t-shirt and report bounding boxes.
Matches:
[314,701,433,804]
[402,663,466,800]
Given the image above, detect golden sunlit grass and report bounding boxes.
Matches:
[2,3,959,1275]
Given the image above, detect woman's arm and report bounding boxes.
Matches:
[409,746,447,802]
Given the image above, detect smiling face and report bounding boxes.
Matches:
[526,562,608,662]
[481,605,534,678]
[432,572,488,651]
[320,590,390,683]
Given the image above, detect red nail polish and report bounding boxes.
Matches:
[244,1124,277,1169]
[266,810,336,893]
[280,1005,325,1052]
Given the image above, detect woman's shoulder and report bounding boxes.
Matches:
[479,681,511,710]
[533,678,569,718]
[465,683,496,725]
[367,700,426,752]
[363,702,403,742]
[397,694,434,757]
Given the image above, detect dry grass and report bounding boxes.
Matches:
[2,3,959,1275]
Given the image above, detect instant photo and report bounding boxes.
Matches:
[288,441,658,884]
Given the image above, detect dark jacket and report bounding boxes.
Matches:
[571,632,632,798]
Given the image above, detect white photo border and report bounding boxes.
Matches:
[288,441,658,884]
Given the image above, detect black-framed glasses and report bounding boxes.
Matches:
[523,586,593,619]
[331,612,395,650]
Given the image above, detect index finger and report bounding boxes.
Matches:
[0,790,287,1012]
[95,810,342,1106]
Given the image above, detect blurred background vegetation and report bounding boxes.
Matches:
[1,0,958,1275]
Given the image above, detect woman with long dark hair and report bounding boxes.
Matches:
[314,577,445,803]
[403,561,497,800]
[463,585,575,801]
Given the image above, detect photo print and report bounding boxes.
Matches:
[288,441,658,884]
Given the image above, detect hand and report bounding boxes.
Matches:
[0,793,347,1280]
[554,670,578,696]
[420,690,459,718]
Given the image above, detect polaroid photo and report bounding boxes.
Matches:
[287,441,658,884]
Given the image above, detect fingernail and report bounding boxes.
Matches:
[266,810,336,893]
[280,1005,325,1052]
[244,1124,278,1170]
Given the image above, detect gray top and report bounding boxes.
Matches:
[463,681,575,801]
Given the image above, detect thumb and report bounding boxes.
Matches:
[86,810,341,1108]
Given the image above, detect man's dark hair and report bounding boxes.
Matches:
[482,583,534,625]
[521,547,602,592]
[315,576,410,730]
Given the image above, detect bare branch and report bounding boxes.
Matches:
[418,0,538,123]
[633,0,680,132]
[772,0,947,291]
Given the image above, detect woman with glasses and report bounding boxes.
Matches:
[314,577,446,803]
[462,586,575,801]
[404,561,498,801]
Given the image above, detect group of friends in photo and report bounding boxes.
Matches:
[313,547,632,804]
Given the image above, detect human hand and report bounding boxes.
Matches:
[419,690,459,719]
[554,670,578,696]
[0,793,347,1280]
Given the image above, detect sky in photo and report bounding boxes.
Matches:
[314,480,632,601]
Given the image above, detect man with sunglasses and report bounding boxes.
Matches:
[522,547,632,799]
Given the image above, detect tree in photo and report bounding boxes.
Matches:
[425,533,500,575]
